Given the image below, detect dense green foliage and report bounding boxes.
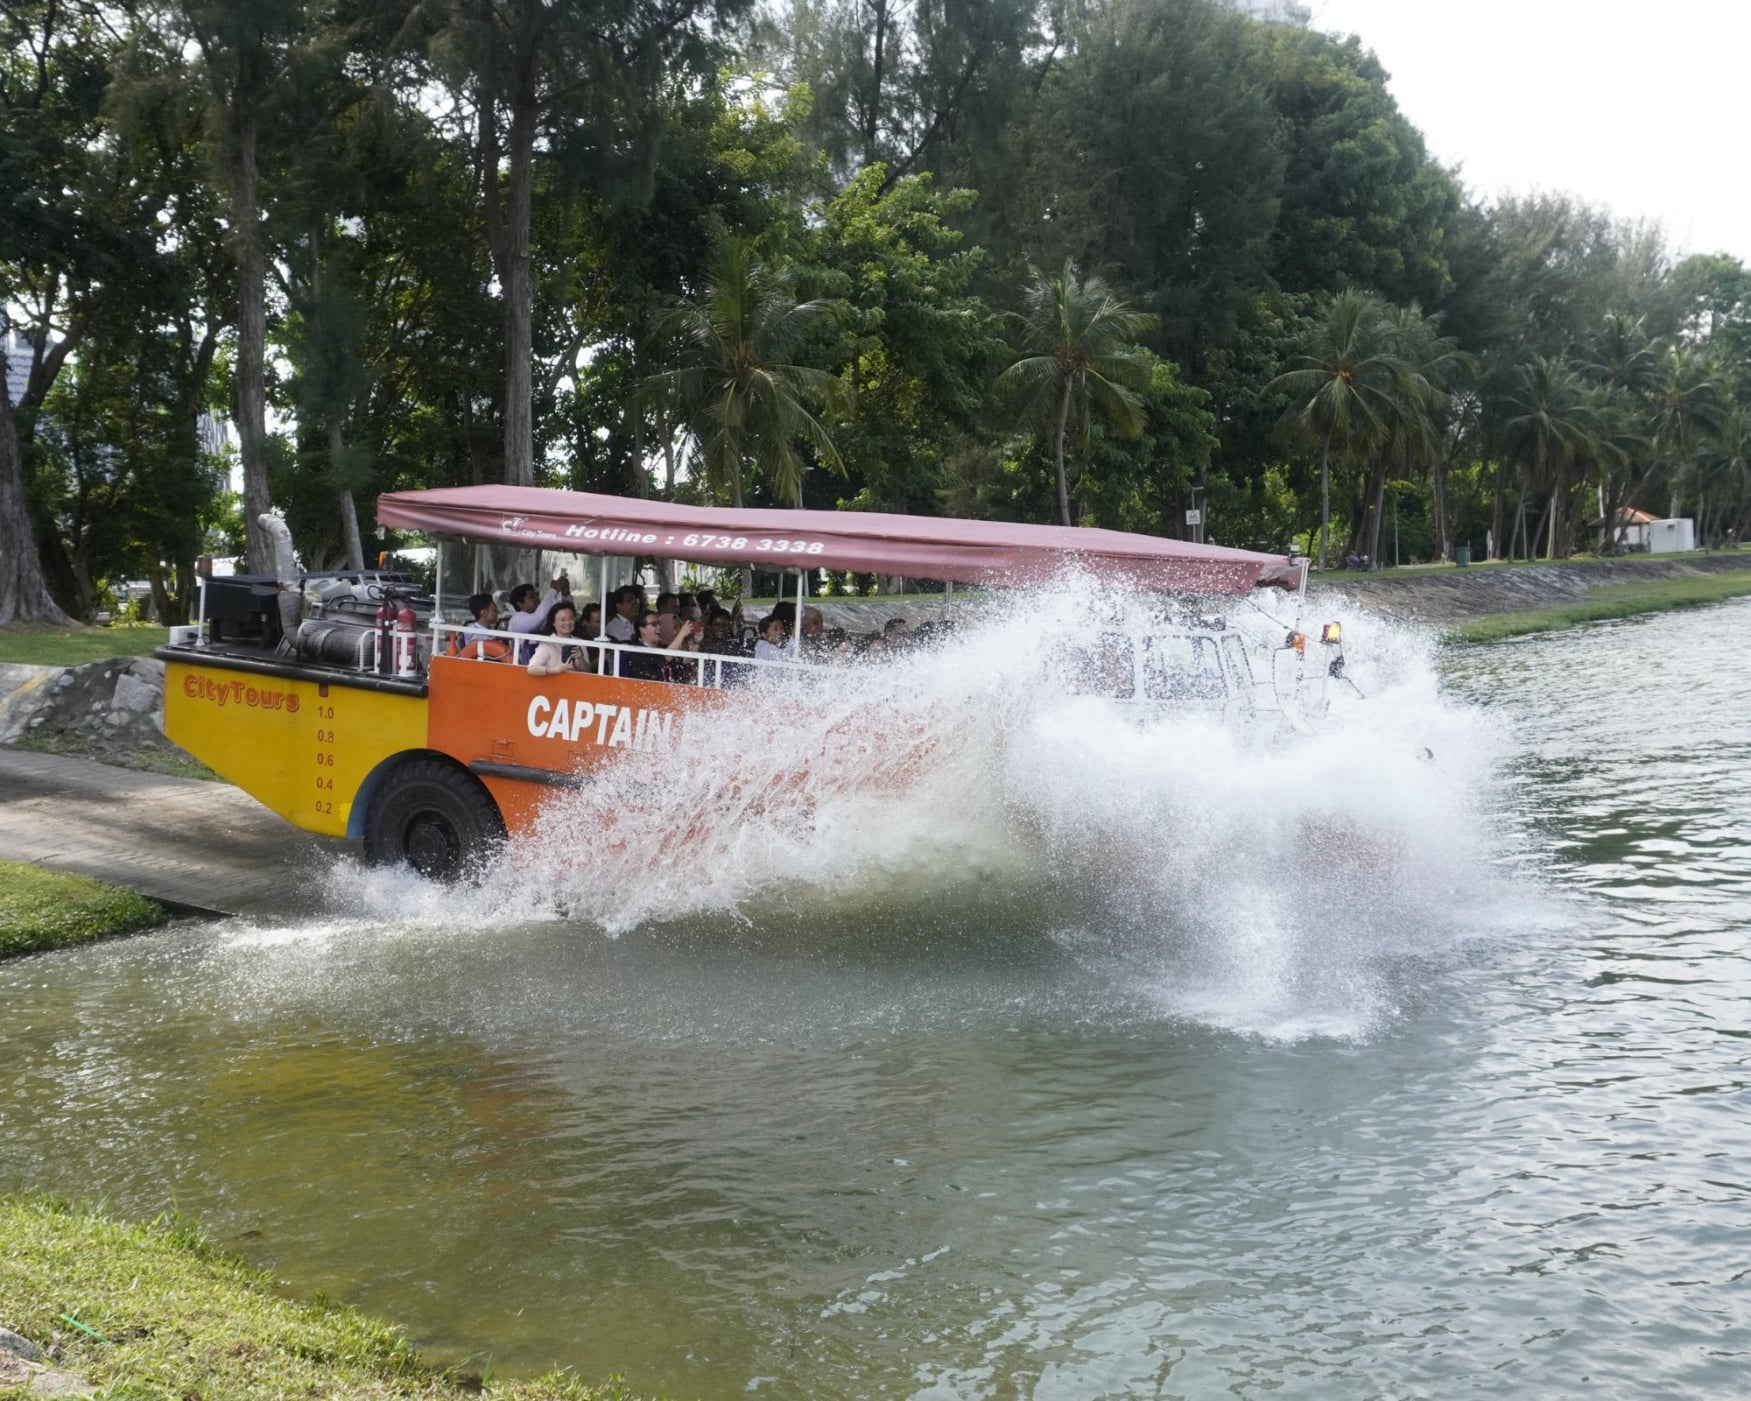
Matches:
[0,1193,658,1398]
[3,0,1748,621]
[0,860,164,958]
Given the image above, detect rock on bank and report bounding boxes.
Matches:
[0,656,196,770]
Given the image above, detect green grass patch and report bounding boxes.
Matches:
[1449,571,1751,643]
[0,860,166,959]
[0,1194,657,1400]
[0,623,169,666]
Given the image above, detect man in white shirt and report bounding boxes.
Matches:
[508,573,570,662]
[605,585,642,642]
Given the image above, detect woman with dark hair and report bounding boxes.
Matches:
[527,602,586,677]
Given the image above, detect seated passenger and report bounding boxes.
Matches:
[654,591,681,645]
[527,602,587,677]
[703,607,743,653]
[454,593,511,661]
[578,602,603,673]
[605,584,642,642]
[619,609,699,684]
[753,614,793,662]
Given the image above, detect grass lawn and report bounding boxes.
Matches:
[1450,571,1751,642]
[0,623,168,666]
[0,1194,656,1401]
[0,860,166,960]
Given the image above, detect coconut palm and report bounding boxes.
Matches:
[1269,289,1407,570]
[1698,400,1750,546]
[1581,315,1660,554]
[996,259,1157,527]
[1496,356,1603,559]
[1372,304,1474,564]
[1647,343,1722,519]
[645,238,845,508]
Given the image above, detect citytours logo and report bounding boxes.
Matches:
[183,673,302,713]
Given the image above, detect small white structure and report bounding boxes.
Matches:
[1648,518,1696,554]
[1592,506,1656,551]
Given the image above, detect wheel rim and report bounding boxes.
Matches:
[403,810,461,878]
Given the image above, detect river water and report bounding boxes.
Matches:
[3,599,1749,1398]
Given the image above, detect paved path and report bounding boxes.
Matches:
[0,750,349,919]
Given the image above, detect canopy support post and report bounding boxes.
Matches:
[432,540,444,664]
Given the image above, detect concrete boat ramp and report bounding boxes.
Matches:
[0,750,348,920]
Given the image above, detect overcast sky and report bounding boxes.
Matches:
[1304,0,1751,266]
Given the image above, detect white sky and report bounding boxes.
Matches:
[1304,0,1751,266]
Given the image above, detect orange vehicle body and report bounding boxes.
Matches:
[160,648,737,873]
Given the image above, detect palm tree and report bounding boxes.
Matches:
[645,239,845,508]
[1647,344,1722,519]
[996,259,1157,527]
[1699,400,1750,547]
[1581,315,1659,554]
[1497,356,1602,560]
[1372,304,1473,565]
[1268,289,1406,570]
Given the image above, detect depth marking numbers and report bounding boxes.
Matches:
[313,701,336,816]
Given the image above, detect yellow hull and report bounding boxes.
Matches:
[164,660,427,839]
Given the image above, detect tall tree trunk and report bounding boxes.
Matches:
[234,106,273,574]
[1432,455,1451,562]
[501,92,537,487]
[0,351,73,625]
[1362,459,1388,567]
[1317,432,1332,571]
[1491,460,1507,560]
[336,434,364,574]
[1054,376,1073,527]
[864,0,888,164]
[1545,464,1564,560]
[659,403,677,496]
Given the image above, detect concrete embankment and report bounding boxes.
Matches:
[1305,552,1751,627]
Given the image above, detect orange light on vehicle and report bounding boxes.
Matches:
[1321,623,1341,645]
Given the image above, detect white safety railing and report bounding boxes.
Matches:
[430,619,810,687]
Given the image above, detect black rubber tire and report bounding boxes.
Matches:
[362,758,505,882]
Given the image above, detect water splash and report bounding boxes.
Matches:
[322,585,1521,1039]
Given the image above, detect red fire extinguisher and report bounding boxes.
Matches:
[394,598,417,677]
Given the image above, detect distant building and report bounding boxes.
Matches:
[4,327,233,468]
[1648,518,1696,554]
[1589,506,1657,551]
[3,329,37,409]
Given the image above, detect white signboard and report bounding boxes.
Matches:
[1184,509,1203,526]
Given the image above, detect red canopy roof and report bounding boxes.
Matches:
[376,486,1305,594]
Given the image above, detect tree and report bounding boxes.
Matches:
[1268,288,1404,569]
[996,259,1156,527]
[797,166,1007,514]
[420,0,749,488]
[170,0,309,573]
[1648,342,1722,519]
[646,237,845,508]
[0,346,72,624]
[1496,356,1601,560]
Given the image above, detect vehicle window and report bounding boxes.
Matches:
[1142,635,1227,702]
[1221,634,1254,689]
[1062,635,1135,698]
